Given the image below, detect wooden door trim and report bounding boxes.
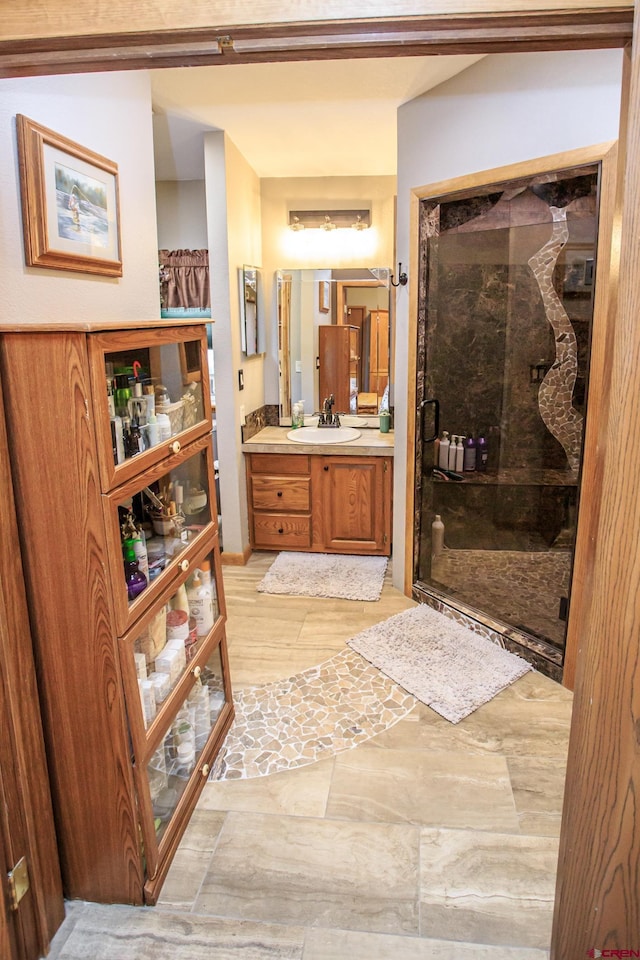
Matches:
[0,7,633,79]
[551,34,639,952]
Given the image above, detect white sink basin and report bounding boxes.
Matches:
[287,426,361,444]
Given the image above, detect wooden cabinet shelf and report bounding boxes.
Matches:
[246,451,392,555]
[0,322,233,906]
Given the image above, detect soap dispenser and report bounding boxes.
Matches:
[448,435,458,471]
[438,431,450,469]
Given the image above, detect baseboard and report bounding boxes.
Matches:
[221,546,252,566]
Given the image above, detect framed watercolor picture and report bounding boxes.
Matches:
[16,114,122,277]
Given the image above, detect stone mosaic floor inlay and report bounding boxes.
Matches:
[212,649,416,781]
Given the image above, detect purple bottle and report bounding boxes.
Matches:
[476,434,488,472]
[463,434,476,471]
[124,539,147,600]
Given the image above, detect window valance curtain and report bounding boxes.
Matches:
[159,249,210,310]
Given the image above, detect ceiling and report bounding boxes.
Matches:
[150,54,484,181]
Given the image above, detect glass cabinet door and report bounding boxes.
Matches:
[137,640,231,880]
[125,543,226,746]
[105,439,218,634]
[88,326,211,491]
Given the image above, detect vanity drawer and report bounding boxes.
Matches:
[253,513,311,549]
[249,453,310,476]
[251,476,310,511]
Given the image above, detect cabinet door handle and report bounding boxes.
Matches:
[179,559,190,572]
[192,665,202,678]
[170,440,181,454]
[278,527,284,534]
[201,764,210,778]
[277,490,283,497]
[323,465,329,471]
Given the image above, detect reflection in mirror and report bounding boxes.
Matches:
[277,268,391,422]
[240,265,260,357]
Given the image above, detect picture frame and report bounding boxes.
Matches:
[319,279,330,313]
[16,114,122,277]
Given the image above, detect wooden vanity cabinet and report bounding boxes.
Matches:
[247,452,392,556]
[246,454,312,549]
[0,321,233,906]
[311,455,391,554]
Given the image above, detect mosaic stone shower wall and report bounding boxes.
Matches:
[413,165,599,660]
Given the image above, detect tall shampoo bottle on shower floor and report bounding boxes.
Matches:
[432,515,445,558]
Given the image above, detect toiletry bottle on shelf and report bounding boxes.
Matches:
[432,514,445,558]
[463,434,477,471]
[146,414,159,448]
[123,539,147,601]
[448,435,458,471]
[199,560,218,619]
[433,435,440,466]
[172,581,190,617]
[187,571,215,638]
[455,436,464,472]
[438,431,450,469]
[477,433,488,472]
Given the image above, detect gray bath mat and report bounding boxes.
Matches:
[348,604,533,723]
[257,552,388,601]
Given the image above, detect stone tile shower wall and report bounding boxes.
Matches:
[417,168,597,554]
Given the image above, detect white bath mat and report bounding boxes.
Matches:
[256,552,388,601]
[348,604,533,723]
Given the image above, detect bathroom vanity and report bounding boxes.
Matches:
[243,427,394,555]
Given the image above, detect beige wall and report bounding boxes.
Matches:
[205,132,262,556]
[0,71,159,324]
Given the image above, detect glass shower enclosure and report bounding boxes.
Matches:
[413,164,599,673]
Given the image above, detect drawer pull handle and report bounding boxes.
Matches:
[277,490,283,497]
[324,465,329,471]
[179,559,190,572]
[278,528,284,534]
[201,764,210,778]
[170,440,181,454]
[192,665,202,678]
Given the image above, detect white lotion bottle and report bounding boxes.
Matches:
[448,435,458,470]
[432,515,445,558]
[455,436,464,472]
[438,431,450,469]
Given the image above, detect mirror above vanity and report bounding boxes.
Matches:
[276,267,391,424]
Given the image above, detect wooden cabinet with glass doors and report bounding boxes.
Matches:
[0,320,233,905]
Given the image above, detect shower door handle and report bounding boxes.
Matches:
[420,398,439,443]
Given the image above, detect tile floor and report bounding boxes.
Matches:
[49,552,573,959]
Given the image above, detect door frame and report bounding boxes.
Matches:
[403,140,620,684]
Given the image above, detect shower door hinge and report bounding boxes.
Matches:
[7,856,30,911]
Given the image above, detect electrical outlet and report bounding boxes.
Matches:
[239,404,246,425]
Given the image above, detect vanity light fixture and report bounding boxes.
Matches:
[288,209,371,231]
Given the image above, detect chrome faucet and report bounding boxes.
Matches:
[318,394,340,427]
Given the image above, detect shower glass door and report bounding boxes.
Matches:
[414,165,599,659]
